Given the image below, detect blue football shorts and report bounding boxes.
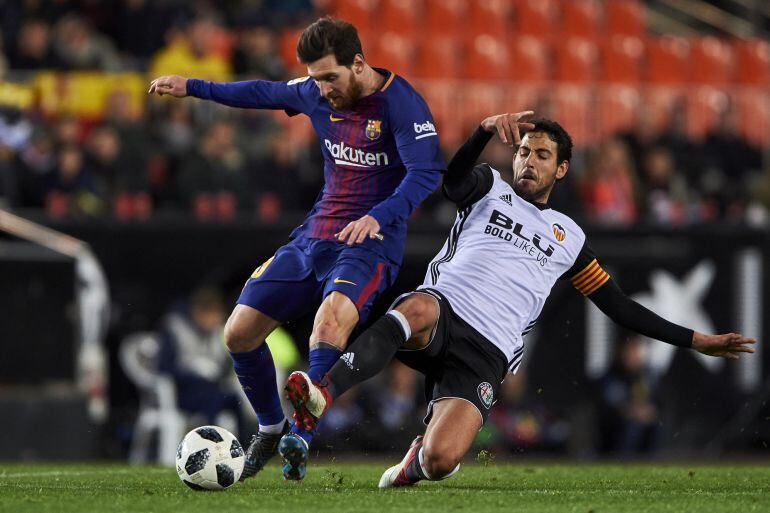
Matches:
[237,237,398,324]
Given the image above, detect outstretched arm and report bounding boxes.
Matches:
[584,276,756,359]
[148,74,314,112]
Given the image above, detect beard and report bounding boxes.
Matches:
[328,76,364,110]
[513,176,553,203]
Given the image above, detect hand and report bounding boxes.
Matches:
[691,331,756,360]
[148,75,188,97]
[480,111,536,147]
[335,215,382,246]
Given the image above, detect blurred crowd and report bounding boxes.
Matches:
[0,1,769,228]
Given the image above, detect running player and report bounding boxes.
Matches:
[148,17,445,480]
[283,111,757,487]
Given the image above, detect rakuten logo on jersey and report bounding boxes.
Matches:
[324,139,389,168]
[414,120,437,140]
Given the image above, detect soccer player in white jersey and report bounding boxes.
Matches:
[282,111,757,488]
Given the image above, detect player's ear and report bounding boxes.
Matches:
[555,160,569,180]
[351,53,365,74]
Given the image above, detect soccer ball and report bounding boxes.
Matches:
[175,425,245,490]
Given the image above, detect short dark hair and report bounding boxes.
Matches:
[296,17,363,66]
[524,118,573,165]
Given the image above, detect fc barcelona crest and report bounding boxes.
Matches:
[366,119,382,140]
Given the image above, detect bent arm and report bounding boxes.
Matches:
[443,126,493,205]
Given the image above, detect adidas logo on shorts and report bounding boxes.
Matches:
[499,194,512,206]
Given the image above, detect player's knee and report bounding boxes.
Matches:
[223,318,262,353]
[421,444,461,479]
[312,318,346,348]
[395,294,438,333]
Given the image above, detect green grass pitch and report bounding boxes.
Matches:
[1,461,769,513]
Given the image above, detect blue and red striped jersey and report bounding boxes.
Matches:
[187,69,445,265]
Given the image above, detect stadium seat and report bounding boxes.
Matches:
[457,83,506,133]
[690,37,735,84]
[415,36,464,79]
[561,0,602,39]
[513,0,558,36]
[552,84,592,147]
[469,0,513,41]
[425,0,469,36]
[606,0,646,36]
[734,89,770,147]
[370,32,415,75]
[597,85,641,137]
[465,33,510,80]
[278,27,305,74]
[645,36,690,84]
[554,37,599,82]
[684,86,730,140]
[508,35,552,81]
[642,86,686,132]
[601,35,644,83]
[379,0,423,36]
[332,0,379,34]
[734,38,770,85]
[417,82,462,146]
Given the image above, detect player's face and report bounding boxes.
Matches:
[307,54,364,110]
[512,132,568,203]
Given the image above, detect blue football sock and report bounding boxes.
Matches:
[229,344,285,428]
[307,345,342,383]
[289,345,341,444]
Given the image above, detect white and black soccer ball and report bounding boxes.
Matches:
[175,425,245,490]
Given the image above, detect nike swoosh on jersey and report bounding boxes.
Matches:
[333,277,357,285]
[330,114,344,122]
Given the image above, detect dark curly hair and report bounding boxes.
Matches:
[523,118,573,165]
[296,17,363,66]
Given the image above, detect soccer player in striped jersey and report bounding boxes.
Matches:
[283,111,756,488]
[149,17,445,481]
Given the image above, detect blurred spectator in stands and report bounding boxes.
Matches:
[0,138,17,207]
[618,108,659,179]
[53,115,83,146]
[228,0,316,28]
[596,335,660,455]
[44,144,104,217]
[150,15,231,81]
[249,131,312,221]
[8,19,58,70]
[373,361,419,434]
[579,137,639,226]
[702,104,762,219]
[158,286,244,430]
[319,387,365,444]
[52,14,121,71]
[0,106,32,152]
[639,145,691,226]
[103,88,148,160]
[177,120,249,219]
[15,128,56,207]
[480,370,569,455]
[233,25,287,80]
[657,99,704,184]
[110,0,171,66]
[86,123,147,200]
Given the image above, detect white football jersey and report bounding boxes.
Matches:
[419,165,588,372]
